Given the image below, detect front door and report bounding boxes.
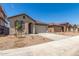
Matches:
[28,23,33,34]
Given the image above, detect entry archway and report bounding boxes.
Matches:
[28,23,33,34]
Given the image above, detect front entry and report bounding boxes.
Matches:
[61,27,64,32]
[28,23,33,34]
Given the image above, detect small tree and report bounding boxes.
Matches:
[15,20,24,37]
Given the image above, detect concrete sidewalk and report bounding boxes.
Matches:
[38,33,70,40]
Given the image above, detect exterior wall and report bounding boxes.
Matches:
[73,28,78,32]
[48,27,54,32]
[65,26,72,32]
[0,8,6,26]
[63,26,66,32]
[77,28,79,32]
[0,25,9,35]
[35,24,48,34]
[0,19,5,26]
[48,26,63,32]
[24,23,29,34]
[31,24,35,34]
[8,18,16,35]
[54,26,63,32]
[75,28,78,32]
[70,28,73,32]
[9,28,15,35]
[0,11,5,19]
[0,6,9,35]
[49,25,79,33]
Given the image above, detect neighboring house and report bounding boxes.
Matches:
[48,23,63,32]
[48,22,75,32]
[59,22,73,32]
[8,13,48,35]
[61,23,78,32]
[74,24,79,32]
[77,26,79,32]
[0,6,9,35]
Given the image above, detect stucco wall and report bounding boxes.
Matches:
[48,27,54,32]
[0,19,5,26]
[48,26,62,32]
[54,26,62,32]
[24,23,29,34]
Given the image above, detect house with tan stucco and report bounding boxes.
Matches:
[7,13,48,35]
[48,22,79,33]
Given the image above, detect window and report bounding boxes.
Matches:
[23,16,25,19]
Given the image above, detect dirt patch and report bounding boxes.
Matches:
[0,35,51,50]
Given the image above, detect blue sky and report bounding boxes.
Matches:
[1,3,79,24]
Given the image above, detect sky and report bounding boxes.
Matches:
[1,3,79,24]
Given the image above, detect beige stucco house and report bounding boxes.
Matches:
[48,24,63,32]
[48,22,78,33]
[8,13,48,35]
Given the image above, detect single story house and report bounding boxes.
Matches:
[59,22,73,32]
[48,23,63,32]
[48,22,78,33]
[7,13,48,35]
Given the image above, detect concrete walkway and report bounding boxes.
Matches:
[38,33,70,40]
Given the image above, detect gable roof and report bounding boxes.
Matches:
[8,13,36,22]
[8,13,48,25]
